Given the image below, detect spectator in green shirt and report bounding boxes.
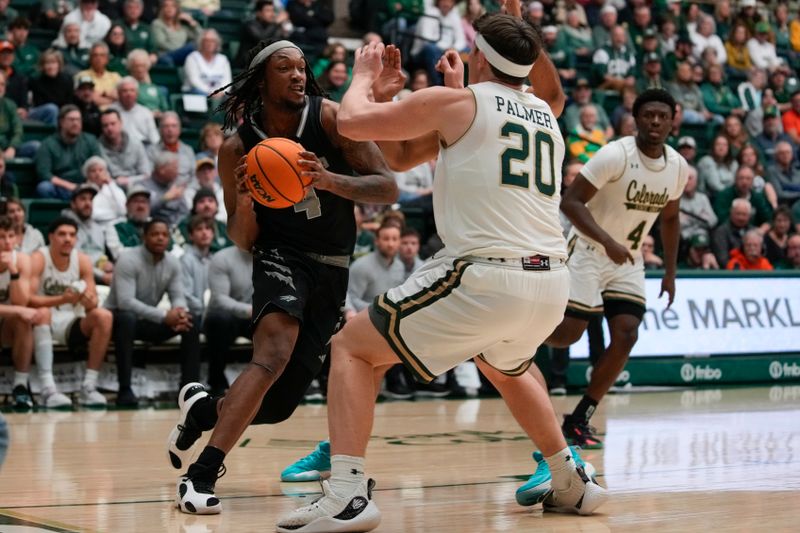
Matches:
[104,24,129,75]
[126,48,168,118]
[54,21,90,77]
[636,51,666,93]
[0,70,22,159]
[176,188,232,253]
[701,64,745,119]
[714,165,774,231]
[591,25,636,93]
[8,17,38,78]
[35,104,101,199]
[542,25,575,82]
[118,0,157,63]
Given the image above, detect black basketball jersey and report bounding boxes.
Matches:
[238,96,356,256]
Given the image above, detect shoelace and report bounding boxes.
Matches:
[191,464,227,494]
[176,424,202,448]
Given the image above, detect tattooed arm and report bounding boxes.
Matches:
[298,100,399,205]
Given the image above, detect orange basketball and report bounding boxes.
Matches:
[245,138,311,208]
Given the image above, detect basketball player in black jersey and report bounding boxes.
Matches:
[167,39,398,515]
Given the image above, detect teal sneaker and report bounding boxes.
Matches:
[280,441,331,482]
[515,446,597,506]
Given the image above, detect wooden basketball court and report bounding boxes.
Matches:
[1,385,798,532]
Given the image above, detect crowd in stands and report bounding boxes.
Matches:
[3,0,800,409]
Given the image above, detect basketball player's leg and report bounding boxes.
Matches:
[79,308,113,372]
[3,315,33,373]
[585,310,641,403]
[545,315,590,347]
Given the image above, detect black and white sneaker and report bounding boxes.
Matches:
[542,464,608,516]
[276,478,381,532]
[167,383,210,470]
[176,464,226,515]
[11,384,33,410]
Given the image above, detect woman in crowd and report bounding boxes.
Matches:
[182,29,231,98]
[698,134,739,195]
[152,0,200,66]
[126,48,169,118]
[104,23,129,75]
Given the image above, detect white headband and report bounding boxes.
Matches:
[249,40,303,70]
[474,34,533,78]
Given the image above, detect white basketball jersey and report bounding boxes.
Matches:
[434,82,567,259]
[573,136,689,257]
[39,247,85,316]
[0,251,17,304]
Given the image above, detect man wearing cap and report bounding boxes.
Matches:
[680,165,717,242]
[109,76,160,146]
[636,51,665,93]
[36,104,101,199]
[62,182,115,284]
[748,20,783,72]
[663,34,696,81]
[106,185,153,260]
[563,79,614,140]
[184,157,226,222]
[8,17,39,78]
[675,135,698,165]
[76,42,121,108]
[72,74,102,136]
[61,0,111,47]
[98,108,152,187]
[678,233,719,269]
[701,63,745,118]
[177,187,232,253]
[754,105,795,165]
[0,39,26,109]
[591,25,636,93]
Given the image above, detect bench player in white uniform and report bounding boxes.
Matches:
[543,89,688,449]
[29,217,113,407]
[278,14,608,533]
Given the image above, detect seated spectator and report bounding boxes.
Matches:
[669,61,718,124]
[658,16,677,55]
[104,24,129,75]
[738,68,767,112]
[782,234,800,269]
[36,104,101,199]
[152,0,200,66]
[712,198,754,266]
[727,229,773,270]
[126,48,168,117]
[769,67,794,113]
[542,25,575,82]
[177,187,231,252]
[72,75,102,136]
[781,90,800,145]
[676,136,698,166]
[141,151,188,228]
[0,40,27,110]
[0,1,18,38]
[109,76,159,145]
[701,64,744,120]
[641,234,663,270]
[697,135,738,195]
[147,111,195,182]
[353,204,374,260]
[195,122,223,166]
[411,0,465,85]
[679,233,719,270]
[76,42,121,108]
[691,14,727,64]
[764,206,794,266]
[54,22,90,77]
[236,0,286,68]
[721,114,749,154]
[184,158,224,221]
[767,140,800,204]
[568,104,608,163]
[591,25,636,92]
[179,214,213,320]
[680,166,717,242]
[288,0,334,61]
[563,79,614,140]
[62,183,114,284]
[82,155,126,224]
[610,87,636,132]
[28,216,112,407]
[395,160,433,206]
[27,49,73,126]
[318,60,349,102]
[725,22,752,79]
[183,29,231,98]
[42,0,76,31]
[104,218,200,406]
[560,8,593,60]
[664,34,695,82]
[204,246,253,395]
[98,108,152,187]
[628,5,654,55]
[615,113,636,139]
[9,18,38,78]
[60,0,112,47]
[748,21,783,72]
[714,165,773,231]
[181,0,219,17]
[106,184,150,260]
[119,0,157,63]
[737,143,778,208]
[754,106,794,166]
[6,197,45,253]
[592,3,618,50]
[636,51,666,93]
[0,71,26,160]
[345,222,405,319]
[398,227,423,278]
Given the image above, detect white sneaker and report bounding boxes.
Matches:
[543,465,608,516]
[167,383,210,470]
[79,386,108,407]
[276,478,381,533]
[40,387,72,409]
[176,470,223,515]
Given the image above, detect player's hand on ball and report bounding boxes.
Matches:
[234,155,249,194]
[354,41,385,82]
[604,240,635,265]
[298,151,334,191]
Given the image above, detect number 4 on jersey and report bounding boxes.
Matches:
[627,221,646,250]
[295,188,322,219]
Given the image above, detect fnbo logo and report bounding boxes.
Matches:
[680,363,722,382]
[769,361,783,380]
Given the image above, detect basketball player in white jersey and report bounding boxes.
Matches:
[28,217,113,407]
[277,14,607,532]
[0,215,47,409]
[542,88,688,450]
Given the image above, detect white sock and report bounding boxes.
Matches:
[33,325,56,390]
[13,371,29,388]
[329,455,365,497]
[545,447,577,491]
[83,369,99,390]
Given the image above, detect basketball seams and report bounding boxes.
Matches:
[251,144,297,205]
[262,143,308,197]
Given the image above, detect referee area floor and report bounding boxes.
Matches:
[1,385,798,532]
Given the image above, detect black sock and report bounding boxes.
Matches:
[190,397,221,431]
[570,395,598,423]
[188,446,226,480]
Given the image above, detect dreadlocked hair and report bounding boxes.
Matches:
[211,40,327,131]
